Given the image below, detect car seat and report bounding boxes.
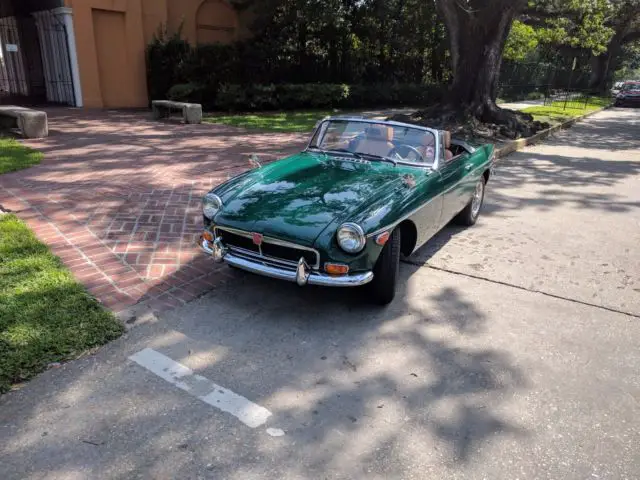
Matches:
[355,125,394,158]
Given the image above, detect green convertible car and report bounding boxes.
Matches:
[200,116,494,304]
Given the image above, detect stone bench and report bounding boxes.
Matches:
[0,106,48,138]
[152,100,202,124]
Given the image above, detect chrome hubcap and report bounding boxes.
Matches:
[471,181,484,217]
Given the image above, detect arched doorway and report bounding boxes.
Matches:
[195,0,237,45]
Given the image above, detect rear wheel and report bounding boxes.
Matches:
[368,228,401,305]
[456,178,485,226]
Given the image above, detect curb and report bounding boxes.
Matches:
[495,105,610,158]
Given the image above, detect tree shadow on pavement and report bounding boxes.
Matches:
[543,109,640,152]
[0,263,528,478]
[1,107,637,477]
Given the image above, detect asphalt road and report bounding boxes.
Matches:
[1,108,639,480]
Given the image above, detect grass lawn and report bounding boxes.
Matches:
[521,97,610,125]
[0,214,124,393]
[203,110,336,133]
[0,137,43,174]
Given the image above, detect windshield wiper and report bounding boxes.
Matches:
[358,152,397,167]
[310,146,366,160]
[327,148,365,159]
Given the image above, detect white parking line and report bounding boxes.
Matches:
[129,348,272,428]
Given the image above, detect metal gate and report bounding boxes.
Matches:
[0,3,75,106]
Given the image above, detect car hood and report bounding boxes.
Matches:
[213,152,405,246]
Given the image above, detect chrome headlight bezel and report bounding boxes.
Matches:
[336,223,366,254]
[202,193,223,219]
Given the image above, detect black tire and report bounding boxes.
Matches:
[368,228,401,305]
[455,177,485,226]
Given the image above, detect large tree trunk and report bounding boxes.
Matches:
[589,33,624,92]
[436,0,527,126]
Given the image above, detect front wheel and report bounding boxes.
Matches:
[456,178,485,226]
[368,228,401,305]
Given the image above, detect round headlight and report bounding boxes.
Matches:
[337,223,366,253]
[202,193,223,219]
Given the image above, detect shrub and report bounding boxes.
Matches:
[146,24,192,103]
[145,30,444,111]
[346,83,443,108]
[209,83,443,111]
[167,83,203,102]
[275,84,350,109]
[215,84,351,111]
[525,90,545,100]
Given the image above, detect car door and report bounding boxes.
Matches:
[457,149,486,211]
[439,153,467,226]
[408,169,445,249]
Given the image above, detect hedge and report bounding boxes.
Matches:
[166,82,444,112]
[147,31,444,112]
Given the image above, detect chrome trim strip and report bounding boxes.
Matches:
[200,239,373,287]
[227,245,299,269]
[365,161,491,238]
[214,226,321,270]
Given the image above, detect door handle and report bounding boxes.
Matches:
[464,164,473,171]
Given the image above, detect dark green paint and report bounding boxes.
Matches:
[207,145,494,272]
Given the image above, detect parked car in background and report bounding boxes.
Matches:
[611,81,626,96]
[615,81,640,107]
[199,117,495,304]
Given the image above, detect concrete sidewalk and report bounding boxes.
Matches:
[498,99,545,110]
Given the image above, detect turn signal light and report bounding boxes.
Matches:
[325,263,349,276]
[375,231,390,246]
[202,231,214,242]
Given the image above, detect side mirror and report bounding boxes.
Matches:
[248,154,262,169]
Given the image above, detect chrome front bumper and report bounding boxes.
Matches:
[199,237,373,287]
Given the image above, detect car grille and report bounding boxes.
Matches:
[215,227,319,269]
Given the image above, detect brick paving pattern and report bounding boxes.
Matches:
[0,109,306,312]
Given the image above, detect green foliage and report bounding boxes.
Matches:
[208,83,443,112]
[505,20,539,61]
[525,0,615,55]
[525,90,546,100]
[145,1,449,103]
[0,214,123,393]
[615,40,640,79]
[167,83,202,102]
[0,138,43,174]
[146,23,191,104]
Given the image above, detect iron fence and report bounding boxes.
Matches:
[0,2,74,106]
[543,89,601,110]
[497,59,593,103]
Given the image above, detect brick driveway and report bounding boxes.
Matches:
[0,109,306,313]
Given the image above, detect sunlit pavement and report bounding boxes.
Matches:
[1,108,639,479]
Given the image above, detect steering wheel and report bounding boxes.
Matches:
[388,144,424,163]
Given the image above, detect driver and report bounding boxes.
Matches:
[417,133,436,163]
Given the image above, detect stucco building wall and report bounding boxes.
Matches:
[64,0,243,108]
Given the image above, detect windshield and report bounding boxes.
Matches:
[622,83,640,91]
[309,119,437,166]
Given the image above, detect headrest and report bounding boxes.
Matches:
[443,131,451,148]
[367,125,393,142]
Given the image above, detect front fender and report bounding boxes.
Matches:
[313,172,430,272]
